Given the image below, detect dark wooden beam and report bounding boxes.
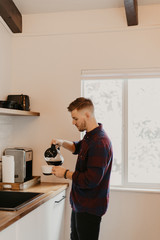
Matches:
[0,0,22,33]
[124,0,138,26]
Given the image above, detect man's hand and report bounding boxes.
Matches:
[51,139,75,153]
[52,166,66,178]
[51,139,64,147]
[52,166,73,180]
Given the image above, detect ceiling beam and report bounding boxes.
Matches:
[124,0,138,26]
[0,0,22,33]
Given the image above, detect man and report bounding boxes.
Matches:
[52,97,113,240]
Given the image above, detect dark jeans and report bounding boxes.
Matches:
[70,210,102,240]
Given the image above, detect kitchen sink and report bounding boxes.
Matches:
[0,191,43,211]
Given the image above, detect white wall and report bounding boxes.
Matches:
[0,18,12,98]
[101,189,160,240]
[0,18,13,157]
[1,5,160,240]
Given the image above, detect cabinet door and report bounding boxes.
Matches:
[16,190,66,240]
[40,190,66,240]
[0,222,17,240]
[16,204,44,240]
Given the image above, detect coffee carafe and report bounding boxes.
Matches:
[44,144,64,166]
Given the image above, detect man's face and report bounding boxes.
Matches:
[71,109,87,132]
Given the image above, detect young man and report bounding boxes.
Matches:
[52,97,113,240]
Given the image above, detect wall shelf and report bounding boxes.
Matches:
[0,108,40,116]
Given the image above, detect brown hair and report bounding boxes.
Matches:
[67,97,94,112]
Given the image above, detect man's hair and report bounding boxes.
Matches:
[67,97,94,112]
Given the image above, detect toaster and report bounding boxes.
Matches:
[4,148,33,183]
[7,94,30,111]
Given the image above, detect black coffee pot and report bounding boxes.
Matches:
[44,144,64,166]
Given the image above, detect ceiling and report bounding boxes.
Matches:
[13,0,160,15]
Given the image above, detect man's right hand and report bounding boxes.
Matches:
[51,139,64,147]
[51,139,75,153]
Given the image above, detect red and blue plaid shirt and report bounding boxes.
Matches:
[70,123,113,217]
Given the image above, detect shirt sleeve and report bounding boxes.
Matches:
[72,140,82,155]
[72,139,112,189]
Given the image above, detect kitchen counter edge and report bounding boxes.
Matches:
[0,182,69,232]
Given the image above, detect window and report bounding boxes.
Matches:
[82,71,160,189]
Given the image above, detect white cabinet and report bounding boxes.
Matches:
[0,222,17,240]
[16,203,44,240]
[40,190,66,240]
[0,190,66,240]
[17,190,66,240]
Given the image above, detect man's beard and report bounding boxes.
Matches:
[76,120,87,132]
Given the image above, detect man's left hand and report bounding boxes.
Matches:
[52,166,66,178]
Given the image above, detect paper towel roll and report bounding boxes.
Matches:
[2,155,15,183]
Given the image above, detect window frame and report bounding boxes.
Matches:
[81,69,160,191]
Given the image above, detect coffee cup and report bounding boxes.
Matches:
[41,165,53,175]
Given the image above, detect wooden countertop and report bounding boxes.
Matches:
[0,182,69,232]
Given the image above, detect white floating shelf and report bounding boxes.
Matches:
[0,108,40,116]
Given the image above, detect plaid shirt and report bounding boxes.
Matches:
[70,123,113,217]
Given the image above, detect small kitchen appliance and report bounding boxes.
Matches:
[7,94,30,111]
[4,148,33,182]
[0,95,30,110]
[44,144,64,166]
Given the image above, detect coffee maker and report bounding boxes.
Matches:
[4,148,33,182]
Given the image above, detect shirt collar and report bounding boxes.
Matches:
[84,123,102,138]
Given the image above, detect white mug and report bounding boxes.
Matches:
[41,165,53,175]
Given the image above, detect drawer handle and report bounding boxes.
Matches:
[55,196,66,204]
